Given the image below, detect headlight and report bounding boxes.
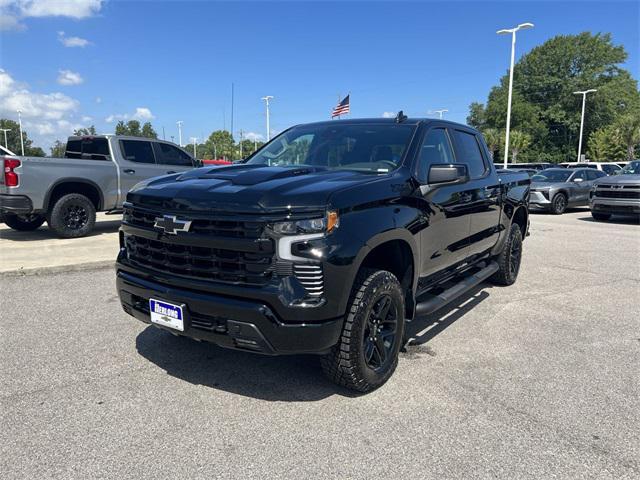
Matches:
[272,211,339,235]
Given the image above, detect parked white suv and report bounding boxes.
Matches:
[559,162,622,175]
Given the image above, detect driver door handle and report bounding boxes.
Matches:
[123,169,136,174]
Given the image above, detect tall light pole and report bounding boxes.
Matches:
[176,121,183,147]
[497,22,534,168]
[190,137,198,158]
[573,89,597,162]
[0,128,10,148]
[431,109,448,119]
[261,96,274,141]
[17,110,25,155]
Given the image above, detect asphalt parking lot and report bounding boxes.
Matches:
[1,209,639,479]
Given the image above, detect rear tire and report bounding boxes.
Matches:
[321,269,405,392]
[591,212,611,221]
[491,223,523,286]
[551,193,567,215]
[48,193,96,238]
[2,213,46,231]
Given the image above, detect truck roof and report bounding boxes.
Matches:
[297,117,472,129]
[66,134,184,144]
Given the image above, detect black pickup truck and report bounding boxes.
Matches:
[116,116,530,392]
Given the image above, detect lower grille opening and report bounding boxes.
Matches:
[294,263,324,297]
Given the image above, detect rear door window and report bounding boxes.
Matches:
[154,142,194,166]
[120,140,156,164]
[452,130,488,179]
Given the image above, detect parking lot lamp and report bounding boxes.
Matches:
[17,110,25,155]
[176,121,184,147]
[432,109,448,119]
[573,89,597,162]
[261,96,274,141]
[190,137,198,158]
[497,22,534,168]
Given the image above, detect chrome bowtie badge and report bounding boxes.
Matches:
[153,215,192,235]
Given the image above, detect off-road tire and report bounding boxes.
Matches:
[2,213,46,231]
[591,212,611,221]
[551,192,567,215]
[48,193,96,238]
[490,222,523,286]
[321,269,405,392]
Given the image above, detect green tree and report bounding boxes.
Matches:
[0,118,45,156]
[469,32,640,163]
[115,120,143,137]
[509,130,532,163]
[204,130,235,160]
[481,128,502,160]
[141,122,158,139]
[467,102,487,130]
[615,113,640,160]
[50,140,66,157]
[73,125,97,136]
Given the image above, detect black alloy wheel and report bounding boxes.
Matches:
[363,295,399,371]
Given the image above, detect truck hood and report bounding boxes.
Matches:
[127,164,386,213]
[594,174,640,185]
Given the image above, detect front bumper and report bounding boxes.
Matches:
[590,198,640,215]
[528,191,551,209]
[117,269,343,355]
[0,194,33,214]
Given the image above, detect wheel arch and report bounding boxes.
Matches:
[44,178,104,212]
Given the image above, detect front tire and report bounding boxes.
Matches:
[48,193,96,238]
[321,269,405,392]
[591,212,611,221]
[491,223,523,286]
[551,193,567,215]
[2,213,46,231]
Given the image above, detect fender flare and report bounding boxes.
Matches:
[43,177,105,212]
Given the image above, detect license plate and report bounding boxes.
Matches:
[149,299,184,331]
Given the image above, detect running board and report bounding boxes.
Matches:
[414,261,499,317]
[105,209,123,215]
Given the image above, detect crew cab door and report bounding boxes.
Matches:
[450,128,502,258]
[568,169,591,204]
[414,126,475,280]
[152,142,197,174]
[116,139,167,196]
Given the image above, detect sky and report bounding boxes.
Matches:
[1,0,639,151]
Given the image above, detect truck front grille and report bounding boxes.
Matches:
[124,207,264,239]
[594,188,640,199]
[293,264,324,297]
[124,234,274,286]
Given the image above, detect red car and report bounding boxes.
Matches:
[201,159,232,166]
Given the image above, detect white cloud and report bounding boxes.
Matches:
[17,0,103,18]
[1,1,103,31]
[57,31,91,47]
[0,69,83,149]
[382,112,395,118]
[244,131,265,142]
[105,107,155,123]
[57,69,84,86]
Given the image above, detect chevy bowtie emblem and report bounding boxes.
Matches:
[154,215,192,235]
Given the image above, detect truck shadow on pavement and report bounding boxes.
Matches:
[0,220,122,241]
[135,326,359,401]
[576,215,639,225]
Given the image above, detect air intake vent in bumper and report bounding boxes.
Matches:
[294,264,324,297]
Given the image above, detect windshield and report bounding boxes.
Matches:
[620,161,640,175]
[532,169,572,182]
[246,123,415,173]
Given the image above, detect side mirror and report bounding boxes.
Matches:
[573,177,584,183]
[428,164,469,186]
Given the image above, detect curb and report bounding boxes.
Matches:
[0,260,115,278]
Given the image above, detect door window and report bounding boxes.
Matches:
[452,130,487,179]
[120,140,156,164]
[571,170,587,181]
[586,170,601,180]
[416,128,455,183]
[154,142,194,166]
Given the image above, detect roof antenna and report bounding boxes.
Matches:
[395,110,408,123]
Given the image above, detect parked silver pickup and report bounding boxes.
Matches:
[0,135,198,237]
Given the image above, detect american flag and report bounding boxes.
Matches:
[331,94,350,118]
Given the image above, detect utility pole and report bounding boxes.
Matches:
[497,22,534,168]
[176,121,183,147]
[573,89,597,162]
[162,126,166,140]
[230,83,234,136]
[0,128,10,148]
[432,109,448,119]
[261,96,274,141]
[17,110,24,156]
[238,129,244,158]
